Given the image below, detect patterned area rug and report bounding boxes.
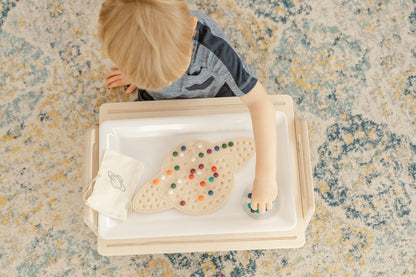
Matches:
[1,0,416,275]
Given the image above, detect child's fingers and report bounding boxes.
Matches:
[111,65,119,70]
[266,201,273,212]
[107,80,125,88]
[250,200,259,212]
[105,76,121,87]
[106,70,122,79]
[125,85,137,95]
[106,76,131,87]
[258,202,266,214]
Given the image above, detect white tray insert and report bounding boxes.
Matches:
[98,112,296,239]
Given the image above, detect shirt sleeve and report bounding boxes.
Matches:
[193,14,258,97]
[208,48,258,97]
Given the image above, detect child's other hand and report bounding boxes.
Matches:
[106,66,137,94]
[250,177,278,214]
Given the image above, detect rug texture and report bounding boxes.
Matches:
[1,0,416,276]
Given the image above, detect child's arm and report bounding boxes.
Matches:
[240,81,278,214]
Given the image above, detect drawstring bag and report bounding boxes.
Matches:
[84,149,144,221]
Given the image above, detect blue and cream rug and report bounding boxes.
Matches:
[1,0,415,275]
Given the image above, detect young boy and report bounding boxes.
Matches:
[99,0,277,214]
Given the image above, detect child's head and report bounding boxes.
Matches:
[99,0,195,90]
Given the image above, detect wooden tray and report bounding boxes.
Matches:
[82,95,314,255]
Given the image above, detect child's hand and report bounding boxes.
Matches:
[250,176,278,214]
[105,66,137,94]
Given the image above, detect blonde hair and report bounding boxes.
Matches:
[99,0,194,90]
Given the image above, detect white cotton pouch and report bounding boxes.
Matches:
[84,149,144,221]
